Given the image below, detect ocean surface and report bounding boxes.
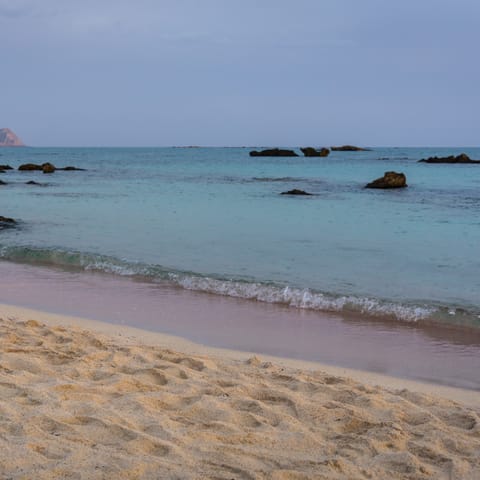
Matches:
[1,146,479,328]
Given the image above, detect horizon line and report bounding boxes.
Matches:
[1,145,479,149]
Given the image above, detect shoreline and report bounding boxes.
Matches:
[1,260,480,391]
[1,246,479,329]
[2,301,480,408]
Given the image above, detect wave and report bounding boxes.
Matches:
[0,245,478,327]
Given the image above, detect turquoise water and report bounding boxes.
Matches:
[1,147,479,325]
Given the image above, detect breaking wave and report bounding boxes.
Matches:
[0,245,478,327]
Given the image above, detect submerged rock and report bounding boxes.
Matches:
[0,180,7,185]
[365,171,407,189]
[281,189,313,195]
[250,149,298,157]
[301,147,330,157]
[57,166,86,171]
[419,153,480,164]
[25,180,45,186]
[18,163,43,171]
[331,145,370,151]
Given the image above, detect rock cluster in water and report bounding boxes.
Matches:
[250,146,370,157]
[418,153,480,164]
[365,171,407,189]
[0,159,86,226]
[18,163,86,174]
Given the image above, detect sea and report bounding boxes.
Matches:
[1,146,479,329]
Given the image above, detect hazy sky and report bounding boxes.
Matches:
[1,0,479,146]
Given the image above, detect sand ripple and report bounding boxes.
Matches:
[0,317,479,479]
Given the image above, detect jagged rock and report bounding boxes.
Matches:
[365,171,407,189]
[331,145,370,151]
[0,165,13,170]
[281,189,313,195]
[42,162,56,174]
[301,147,330,157]
[19,163,42,171]
[250,149,298,157]
[0,128,25,147]
[419,153,480,164]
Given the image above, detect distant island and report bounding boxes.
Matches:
[0,128,25,147]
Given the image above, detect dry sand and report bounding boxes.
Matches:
[0,304,479,479]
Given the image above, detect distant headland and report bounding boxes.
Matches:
[0,128,25,147]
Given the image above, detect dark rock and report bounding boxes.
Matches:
[281,189,313,195]
[365,171,407,189]
[19,162,85,172]
[301,147,330,157]
[42,162,56,174]
[19,163,43,171]
[418,153,480,164]
[250,149,298,157]
[0,215,16,228]
[0,165,13,170]
[0,180,7,185]
[57,166,86,171]
[331,145,370,151]
[26,181,44,186]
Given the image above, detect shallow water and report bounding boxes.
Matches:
[1,146,479,326]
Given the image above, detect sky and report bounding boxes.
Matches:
[1,0,479,147]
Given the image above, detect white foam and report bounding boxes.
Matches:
[172,273,435,322]
[0,244,449,323]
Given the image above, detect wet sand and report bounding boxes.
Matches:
[1,260,480,390]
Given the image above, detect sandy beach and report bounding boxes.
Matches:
[1,304,479,479]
